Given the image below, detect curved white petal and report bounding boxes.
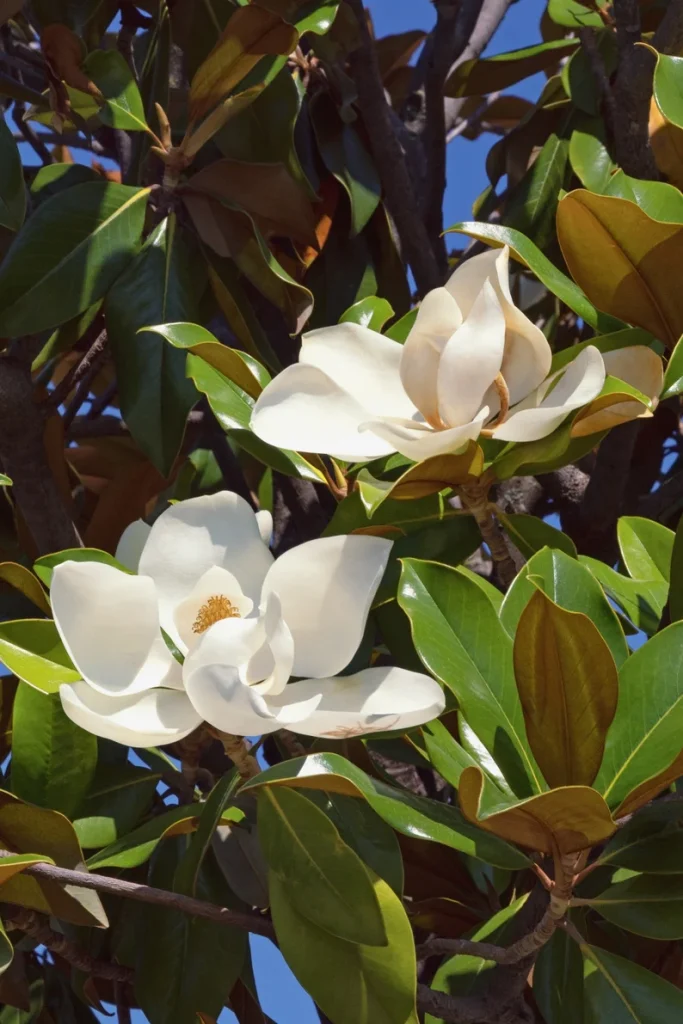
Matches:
[446,246,551,406]
[183,663,320,736]
[173,565,254,653]
[248,593,294,697]
[138,492,273,647]
[437,281,505,428]
[251,363,398,461]
[362,408,488,462]
[493,345,606,442]
[300,324,416,421]
[115,519,151,572]
[60,683,201,747]
[602,346,664,400]
[262,535,392,679]
[400,288,462,424]
[256,510,273,547]
[51,561,181,697]
[268,667,446,738]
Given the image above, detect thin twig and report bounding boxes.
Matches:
[115,981,132,1024]
[46,326,107,413]
[0,850,274,938]
[7,907,133,982]
[345,0,441,295]
[12,101,52,164]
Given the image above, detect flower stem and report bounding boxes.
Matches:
[458,481,518,587]
[220,733,261,780]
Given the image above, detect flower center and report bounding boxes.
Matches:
[192,594,240,634]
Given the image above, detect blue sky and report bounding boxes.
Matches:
[16,1,546,1021]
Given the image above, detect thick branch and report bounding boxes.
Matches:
[7,908,133,983]
[611,0,659,178]
[346,0,441,295]
[458,482,518,587]
[0,851,274,939]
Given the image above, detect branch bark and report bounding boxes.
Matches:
[7,907,133,983]
[346,0,441,295]
[0,851,275,939]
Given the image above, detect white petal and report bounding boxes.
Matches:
[268,667,446,738]
[256,510,273,547]
[446,246,551,406]
[51,561,181,697]
[493,345,606,442]
[60,683,201,747]
[138,492,273,647]
[172,565,254,653]
[262,535,392,679]
[183,614,266,680]
[251,363,397,461]
[437,281,505,427]
[249,593,294,697]
[602,346,664,400]
[400,288,462,423]
[115,520,151,572]
[183,663,320,736]
[362,408,488,462]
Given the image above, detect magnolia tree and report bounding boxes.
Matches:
[2,0,683,1022]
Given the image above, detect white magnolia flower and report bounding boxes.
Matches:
[251,246,662,462]
[53,492,444,748]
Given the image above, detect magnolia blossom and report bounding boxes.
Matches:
[52,492,445,748]
[250,247,657,462]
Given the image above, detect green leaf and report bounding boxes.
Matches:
[385,307,417,342]
[34,547,129,588]
[0,182,149,336]
[340,296,394,332]
[30,163,100,208]
[397,558,543,798]
[534,928,585,1024]
[144,321,265,398]
[599,830,683,874]
[311,90,381,236]
[422,719,514,805]
[0,474,10,487]
[550,327,658,375]
[0,620,79,694]
[106,215,204,475]
[548,0,603,28]
[579,556,667,635]
[444,38,578,97]
[84,48,148,131]
[258,785,387,945]
[504,133,569,249]
[569,120,616,193]
[0,116,24,232]
[11,684,97,819]
[241,753,530,870]
[582,943,683,1022]
[173,770,239,897]
[594,622,683,813]
[499,512,577,560]
[586,873,683,939]
[663,333,683,397]
[604,169,683,222]
[651,50,683,132]
[617,516,674,582]
[73,761,159,849]
[670,513,683,622]
[499,548,629,669]
[0,919,12,980]
[270,868,417,1024]
[445,221,624,332]
[425,897,528,1021]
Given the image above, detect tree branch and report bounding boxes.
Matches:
[7,907,133,983]
[346,0,441,295]
[611,0,660,178]
[46,324,108,414]
[0,851,274,939]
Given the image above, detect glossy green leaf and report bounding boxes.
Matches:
[340,296,394,332]
[499,512,577,560]
[569,120,616,193]
[499,548,629,669]
[397,558,543,798]
[144,321,265,398]
[445,38,577,97]
[505,133,569,249]
[0,620,78,694]
[0,919,12,979]
[0,474,10,486]
[11,683,97,819]
[311,90,381,236]
[663,333,683,398]
[617,516,673,582]
[599,829,683,873]
[670,512,683,622]
[385,307,417,342]
[84,48,148,131]
[594,622,683,812]
[34,547,129,587]
[548,0,603,28]
[604,169,683,222]
[446,221,623,332]
[651,50,683,132]
[258,785,386,945]
[241,753,530,870]
[106,215,204,475]
[0,182,149,336]
[426,897,528,1021]
[0,116,24,232]
[73,762,159,849]
[587,873,683,939]
[30,162,100,208]
[580,556,667,635]
[534,928,585,1024]
[174,770,239,897]
[270,869,417,1024]
[422,719,514,806]
[550,327,658,375]
[583,943,683,1022]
